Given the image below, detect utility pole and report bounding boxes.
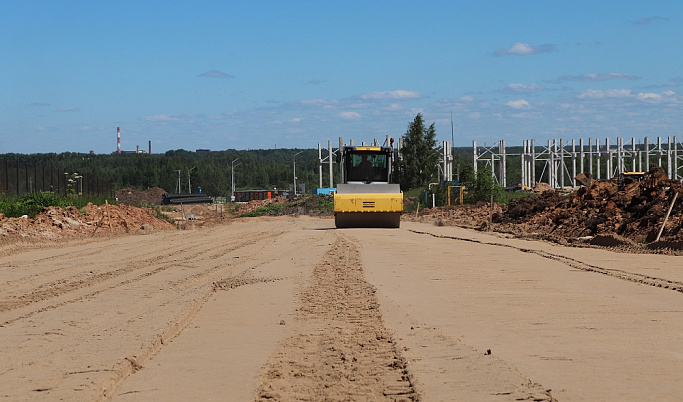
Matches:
[231,158,239,202]
[75,174,83,195]
[293,150,304,196]
[187,166,196,193]
[450,111,455,183]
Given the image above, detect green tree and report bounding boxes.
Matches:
[399,113,439,190]
[461,165,504,203]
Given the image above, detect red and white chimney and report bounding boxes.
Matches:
[117,127,121,154]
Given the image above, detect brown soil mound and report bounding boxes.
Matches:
[505,167,682,244]
[0,203,175,239]
[405,202,504,230]
[115,187,168,206]
[413,166,683,250]
[589,233,637,248]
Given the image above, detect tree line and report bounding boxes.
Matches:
[0,149,326,196]
[1,114,521,199]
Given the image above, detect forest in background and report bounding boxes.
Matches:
[0,147,485,197]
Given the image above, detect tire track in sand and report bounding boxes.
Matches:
[255,233,418,401]
[0,221,308,401]
[0,228,288,325]
[410,229,683,294]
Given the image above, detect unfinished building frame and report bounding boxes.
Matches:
[475,136,682,189]
[317,135,681,191]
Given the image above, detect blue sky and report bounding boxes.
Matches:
[2,1,682,154]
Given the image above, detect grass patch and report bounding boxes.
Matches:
[236,194,334,218]
[0,192,115,218]
[238,203,288,217]
[499,190,538,204]
[152,206,176,224]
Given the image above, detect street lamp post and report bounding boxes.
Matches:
[75,175,83,195]
[231,158,240,202]
[64,172,69,196]
[188,166,196,194]
[293,151,304,196]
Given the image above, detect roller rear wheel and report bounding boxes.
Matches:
[334,212,400,228]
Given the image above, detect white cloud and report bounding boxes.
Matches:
[493,42,555,56]
[508,43,535,55]
[602,89,632,98]
[577,89,632,99]
[360,90,421,100]
[509,112,536,119]
[55,106,80,112]
[506,99,531,109]
[339,111,361,119]
[637,93,661,101]
[636,90,678,103]
[560,72,639,82]
[289,117,303,123]
[142,114,182,122]
[633,16,669,25]
[300,98,331,106]
[198,70,234,78]
[459,95,475,102]
[504,83,544,93]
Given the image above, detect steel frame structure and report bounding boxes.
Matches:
[475,136,681,189]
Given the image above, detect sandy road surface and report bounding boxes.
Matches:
[1,216,683,401]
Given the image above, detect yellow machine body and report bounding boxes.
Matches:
[334,183,403,228]
[334,192,403,213]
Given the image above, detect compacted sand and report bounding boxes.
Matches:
[1,216,682,401]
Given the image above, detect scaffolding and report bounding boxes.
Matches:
[472,140,507,186]
[319,135,681,191]
[475,136,681,189]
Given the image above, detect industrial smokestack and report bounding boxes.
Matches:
[117,127,121,154]
[149,140,151,155]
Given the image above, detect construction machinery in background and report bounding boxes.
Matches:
[334,140,403,228]
[619,171,647,185]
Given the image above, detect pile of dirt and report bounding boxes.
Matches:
[414,166,683,251]
[497,166,682,245]
[158,203,228,228]
[0,195,321,240]
[405,202,504,230]
[0,203,175,239]
[234,197,289,215]
[115,187,168,206]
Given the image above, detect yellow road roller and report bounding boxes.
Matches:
[334,143,403,228]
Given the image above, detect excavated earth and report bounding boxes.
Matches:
[0,203,175,240]
[410,166,683,254]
